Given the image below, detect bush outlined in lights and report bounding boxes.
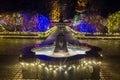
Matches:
[79,22,95,33]
[35,15,50,32]
[72,14,107,33]
[107,11,120,33]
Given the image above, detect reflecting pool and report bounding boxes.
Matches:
[0,39,120,79]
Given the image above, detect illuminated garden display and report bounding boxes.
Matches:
[71,14,107,33]
[50,0,60,22]
[79,22,95,33]
[75,0,88,13]
[0,11,120,33]
[0,13,23,31]
[0,12,51,32]
[35,15,50,32]
[107,11,120,33]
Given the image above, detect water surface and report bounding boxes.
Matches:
[0,39,119,79]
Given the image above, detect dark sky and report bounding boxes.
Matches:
[0,0,119,17]
[101,0,120,17]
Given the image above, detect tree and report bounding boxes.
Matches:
[107,11,120,33]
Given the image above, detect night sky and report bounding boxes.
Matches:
[0,0,120,17]
[101,0,120,17]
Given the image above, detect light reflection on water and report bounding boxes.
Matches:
[80,40,120,55]
[0,39,42,55]
[81,39,120,80]
[21,58,101,80]
[0,39,119,55]
[0,39,120,79]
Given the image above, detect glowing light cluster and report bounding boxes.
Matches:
[36,15,50,32]
[72,14,107,33]
[20,58,101,74]
[0,13,23,31]
[107,11,120,33]
[0,12,51,32]
[79,22,95,33]
[20,57,102,80]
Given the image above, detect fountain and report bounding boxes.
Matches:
[31,31,93,58]
[20,26,102,79]
[19,0,102,79]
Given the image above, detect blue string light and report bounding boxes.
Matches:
[35,15,50,32]
[79,22,87,32]
[79,22,95,33]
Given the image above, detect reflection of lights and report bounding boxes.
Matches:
[48,51,52,53]
[63,65,66,68]
[20,58,102,78]
[83,66,86,69]
[83,60,87,64]
[26,63,29,66]
[19,54,22,57]
[54,65,56,68]
[41,63,45,66]
[81,63,84,67]
[55,68,58,71]
[88,61,92,64]
[64,71,68,74]
[100,54,103,57]
[92,60,96,64]
[49,65,52,68]
[67,46,87,55]
[32,46,55,56]
[59,66,62,70]
[39,65,42,68]
[72,65,76,69]
[76,51,81,53]
[68,67,72,70]
[31,63,34,66]
[89,66,93,72]
[49,68,53,71]
[20,62,24,65]
[81,59,102,66]
[53,70,56,73]
[98,61,102,65]
[45,67,49,71]
[77,66,80,70]
[85,62,88,66]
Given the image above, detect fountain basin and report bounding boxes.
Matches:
[67,46,90,55]
[31,46,55,56]
[31,45,91,58]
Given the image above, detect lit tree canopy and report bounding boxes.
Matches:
[50,0,60,22]
[0,12,23,31]
[71,14,107,33]
[35,15,50,32]
[107,11,120,33]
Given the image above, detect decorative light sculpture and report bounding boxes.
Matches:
[50,0,60,22]
[72,14,106,33]
[35,15,50,32]
[75,0,88,13]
